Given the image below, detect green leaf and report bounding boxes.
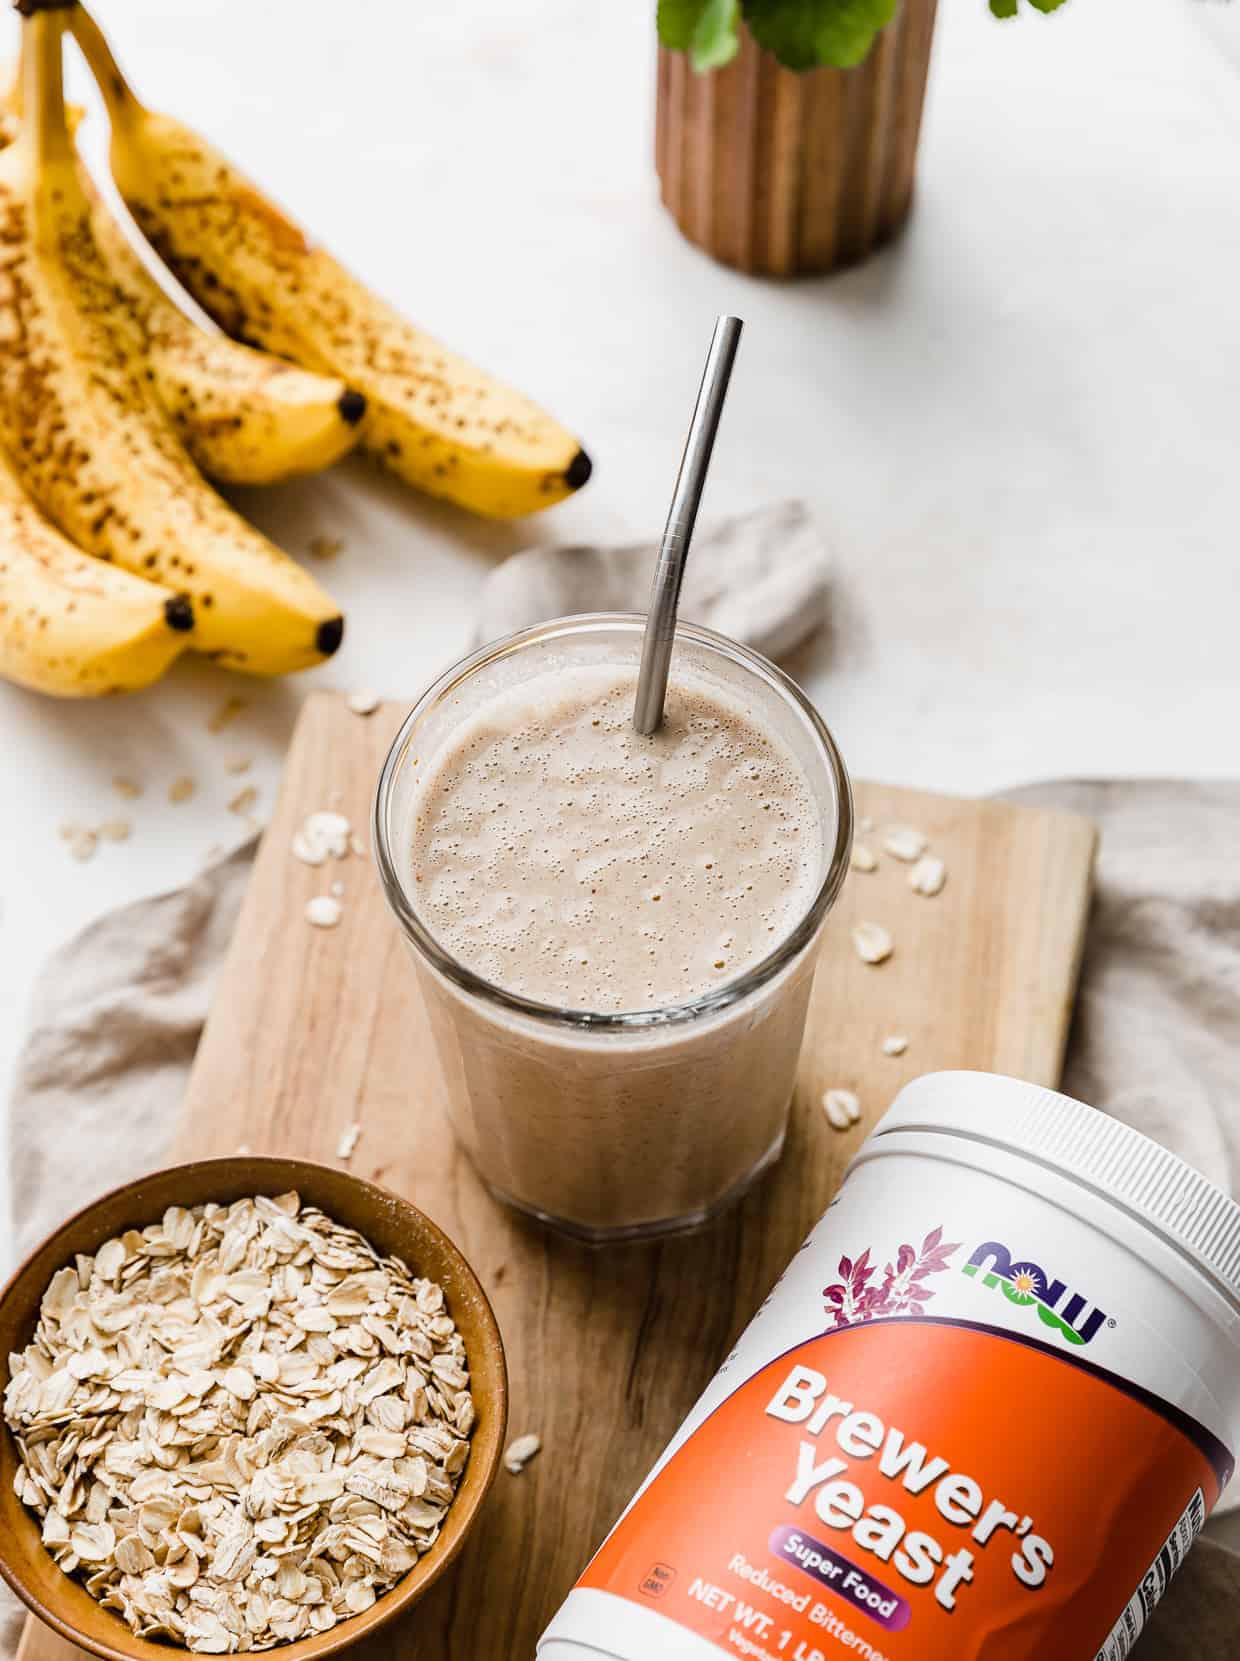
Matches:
[739,0,821,70]
[692,0,741,70]
[658,0,741,68]
[742,0,899,72]
[664,0,1073,76]
[657,0,705,51]
[991,0,1069,14]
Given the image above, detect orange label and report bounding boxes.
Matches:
[580,1321,1222,1660]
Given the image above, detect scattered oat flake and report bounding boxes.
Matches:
[228,786,259,816]
[910,854,947,897]
[292,810,352,866]
[111,775,142,800]
[882,826,927,863]
[309,534,344,560]
[67,829,97,863]
[235,1143,252,1155]
[306,895,343,928]
[504,1433,541,1474]
[350,833,367,858]
[336,1122,361,1161]
[849,843,878,873]
[224,756,252,775]
[822,1089,862,1131]
[882,1034,909,1057]
[330,879,345,898]
[206,695,247,733]
[168,775,195,804]
[98,819,131,842]
[347,689,381,717]
[852,921,893,965]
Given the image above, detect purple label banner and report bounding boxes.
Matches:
[770,1524,912,1633]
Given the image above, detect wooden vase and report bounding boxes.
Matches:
[655,1,939,277]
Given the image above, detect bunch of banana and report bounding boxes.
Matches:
[69,2,593,520]
[0,60,366,487]
[0,1,591,699]
[0,9,344,691]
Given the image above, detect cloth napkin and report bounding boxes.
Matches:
[474,499,832,659]
[2,500,1239,1656]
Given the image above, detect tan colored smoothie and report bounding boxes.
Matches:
[408,664,820,1013]
[376,617,850,1241]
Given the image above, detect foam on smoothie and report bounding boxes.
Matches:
[408,664,822,1013]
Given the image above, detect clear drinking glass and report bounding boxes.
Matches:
[374,615,852,1243]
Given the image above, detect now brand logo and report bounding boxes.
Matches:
[961,1241,1109,1347]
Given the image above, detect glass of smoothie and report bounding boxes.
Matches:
[374,614,852,1242]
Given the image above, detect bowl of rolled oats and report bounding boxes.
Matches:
[0,1158,507,1660]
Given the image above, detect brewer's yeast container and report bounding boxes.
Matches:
[539,1073,1240,1661]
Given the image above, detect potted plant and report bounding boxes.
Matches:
[655,0,1067,276]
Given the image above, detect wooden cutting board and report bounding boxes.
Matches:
[19,692,1097,1661]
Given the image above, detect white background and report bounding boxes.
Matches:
[0,0,1238,1260]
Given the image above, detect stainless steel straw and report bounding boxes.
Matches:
[632,314,744,735]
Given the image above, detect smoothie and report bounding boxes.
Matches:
[375,616,851,1240]
[408,664,821,1013]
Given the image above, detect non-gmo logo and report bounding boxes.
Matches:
[961,1241,1108,1346]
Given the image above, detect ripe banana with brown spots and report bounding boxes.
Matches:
[0,446,192,696]
[0,12,344,677]
[0,62,366,487]
[70,2,593,520]
[83,179,368,486]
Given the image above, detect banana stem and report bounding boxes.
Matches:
[66,2,144,125]
[20,9,74,165]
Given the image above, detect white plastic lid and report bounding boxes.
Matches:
[874,1072,1240,1306]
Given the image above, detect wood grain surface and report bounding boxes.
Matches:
[19,690,1097,1661]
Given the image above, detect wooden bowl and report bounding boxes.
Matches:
[0,1157,508,1661]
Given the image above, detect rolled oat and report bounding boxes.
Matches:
[3,1193,474,1653]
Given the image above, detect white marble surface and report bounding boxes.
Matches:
[1,0,1238,1258]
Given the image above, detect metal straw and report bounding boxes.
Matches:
[632,314,744,735]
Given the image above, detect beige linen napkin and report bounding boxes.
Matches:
[1006,781,1240,1210]
[473,499,832,657]
[4,781,1240,1656]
